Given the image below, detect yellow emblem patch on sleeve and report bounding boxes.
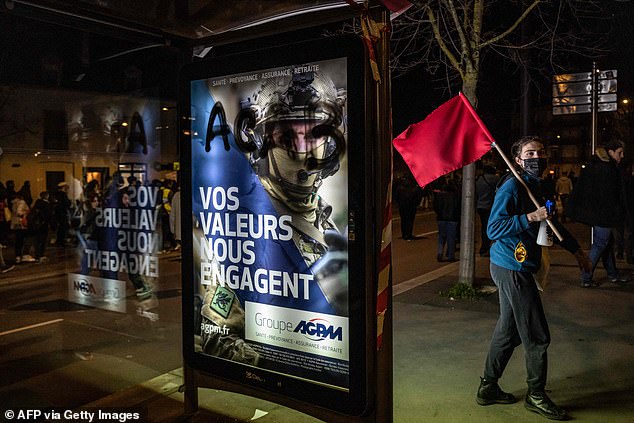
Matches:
[514,241,527,263]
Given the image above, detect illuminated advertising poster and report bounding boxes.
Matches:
[190,58,350,390]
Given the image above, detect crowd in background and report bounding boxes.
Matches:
[0,175,181,276]
[394,150,634,269]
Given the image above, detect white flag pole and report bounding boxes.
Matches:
[491,142,563,241]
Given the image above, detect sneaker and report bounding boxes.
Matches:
[609,274,629,284]
[476,378,516,406]
[1,264,15,273]
[36,256,48,263]
[21,255,37,263]
[136,286,153,300]
[580,280,599,288]
[525,391,568,420]
[15,256,21,264]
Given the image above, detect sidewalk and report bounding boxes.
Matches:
[393,249,634,423]
[85,235,634,422]
[0,244,74,286]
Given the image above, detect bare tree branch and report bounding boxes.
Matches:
[479,0,541,49]
[446,0,472,69]
[390,0,615,286]
[426,6,465,80]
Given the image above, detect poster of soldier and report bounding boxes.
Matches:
[189,57,350,390]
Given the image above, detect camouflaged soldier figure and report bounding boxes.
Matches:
[234,71,349,315]
[197,285,259,365]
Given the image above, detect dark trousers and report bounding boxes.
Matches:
[477,208,491,254]
[161,210,175,250]
[484,263,550,392]
[399,205,416,238]
[15,229,28,258]
[56,221,69,246]
[613,226,625,258]
[34,227,48,259]
[437,220,458,259]
[582,226,618,282]
[0,221,9,245]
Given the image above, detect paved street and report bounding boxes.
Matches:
[2,211,634,422]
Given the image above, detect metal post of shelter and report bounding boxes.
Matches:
[591,61,598,156]
[590,61,598,245]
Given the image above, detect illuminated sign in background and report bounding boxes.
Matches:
[190,58,350,390]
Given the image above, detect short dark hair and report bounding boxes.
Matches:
[511,136,543,160]
[603,139,624,153]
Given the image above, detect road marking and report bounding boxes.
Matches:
[393,250,574,296]
[0,318,64,337]
[393,261,460,296]
[417,230,438,237]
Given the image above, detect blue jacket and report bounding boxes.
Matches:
[488,173,580,273]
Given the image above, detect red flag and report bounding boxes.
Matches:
[392,92,494,187]
[377,0,413,17]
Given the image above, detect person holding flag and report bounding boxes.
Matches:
[476,136,591,421]
[394,95,591,420]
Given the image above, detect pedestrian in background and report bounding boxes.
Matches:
[5,180,17,204]
[53,181,71,247]
[77,193,100,275]
[394,173,424,240]
[0,244,15,273]
[475,165,499,256]
[555,171,573,223]
[433,176,460,262]
[0,184,14,273]
[82,179,100,205]
[626,166,634,264]
[0,182,10,247]
[11,192,34,264]
[18,180,33,208]
[159,179,176,252]
[477,136,591,421]
[567,139,630,287]
[29,191,53,263]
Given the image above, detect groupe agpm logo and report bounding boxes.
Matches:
[73,278,97,296]
[72,277,121,301]
[293,318,343,342]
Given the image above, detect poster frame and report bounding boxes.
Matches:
[179,34,371,416]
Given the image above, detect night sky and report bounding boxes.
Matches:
[391,1,634,170]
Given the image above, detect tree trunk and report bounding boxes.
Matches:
[458,76,478,286]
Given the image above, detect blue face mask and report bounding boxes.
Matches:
[521,158,547,178]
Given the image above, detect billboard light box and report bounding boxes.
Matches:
[180,35,371,415]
